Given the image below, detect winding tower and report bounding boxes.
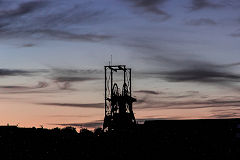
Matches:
[103,65,136,131]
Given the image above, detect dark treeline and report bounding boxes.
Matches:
[1,119,240,160]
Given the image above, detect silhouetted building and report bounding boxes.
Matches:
[103,65,136,131]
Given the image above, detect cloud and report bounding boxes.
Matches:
[47,115,89,118]
[0,81,49,94]
[51,120,103,128]
[230,31,240,38]
[0,82,47,89]
[50,68,103,75]
[176,99,240,108]
[135,90,200,100]
[136,117,184,123]
[135,90,203,108]
[138,54,240,90]
[55,81,72,90]
[0,1,47,19]
[22,43,35,47]
[135,96,148,104]
[48,68,103,90]
[0,86,31,89]
[1,90,54,94]
[49,68,103,85]
[211,112,239,119]
[38,102,104,109]
[0,68,37,76]
[0,29,112,42]
[134,90,161,95]
[190,0,224,11]
[35,81,48,88]
[147,67,240,91]
[185,18,217,26]
[136,97,240,110]
[54,76,101,83]
[31,29,112,42]
[125,0,170,19]
[210,108,240,119]
[220,62,240,68]
[0,1,112,42]
[0,67,102,92]
[80,120,103,128]
[160,68,240,83]
[237,17,240,23]
[160,94,199,99]
[128,36,240,91]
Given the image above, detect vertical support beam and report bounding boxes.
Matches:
[124,66,126,95]
[110,68,113,116]
[104,66,107,117]
[129,68,131,97]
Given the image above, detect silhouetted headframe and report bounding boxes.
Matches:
[103,65,136,131]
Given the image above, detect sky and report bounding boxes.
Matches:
[1,0,240,130]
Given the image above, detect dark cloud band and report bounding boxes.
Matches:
[190,0,224,11]
[38,102,104,109]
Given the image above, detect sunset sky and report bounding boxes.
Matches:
[1,0,240,130]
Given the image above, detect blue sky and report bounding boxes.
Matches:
[1,0,240,129]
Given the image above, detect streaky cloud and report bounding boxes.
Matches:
[0,1,47,19]
[0,1,112,42]
[136,117,184,123]
[160,68,240,83]
[135,90,161,95]
[230,31,240,38]
[136,97,240,110]
[50,120,103,128]
[38,102,104,109]
[190,0,224,11]
[210,108,240,119]
[31,29,112,42]
[54,76,101,83]
[22,43,35,47]
[0,29,112,42]
[0,81,49,94]
[49,68,103,89]
[47,115,89,118]
[211,112,239,119]
[0,68,43,77]
[50,68,102,81]
[138,55,240,90]
[0,81,47,89]
[185,18,217,26]
[124,0,170,20]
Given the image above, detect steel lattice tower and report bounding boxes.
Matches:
[103,65,136,131]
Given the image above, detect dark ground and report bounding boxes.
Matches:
[1,119,240,160]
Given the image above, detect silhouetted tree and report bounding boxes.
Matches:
[62,126,77,135]
[79,128,93,136]
[94,127,103,136]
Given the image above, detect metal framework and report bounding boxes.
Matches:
[103,65,136,131]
